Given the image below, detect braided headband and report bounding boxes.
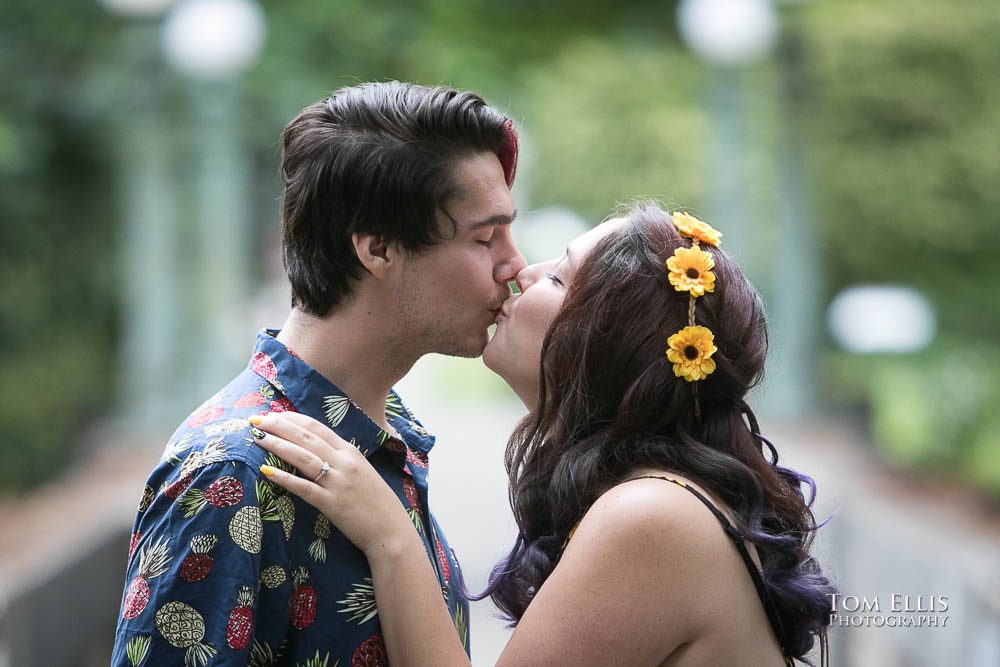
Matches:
[664,212,723,417]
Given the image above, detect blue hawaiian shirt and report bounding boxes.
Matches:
[111,329,468,667]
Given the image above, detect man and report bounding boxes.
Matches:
[111,81,525,666]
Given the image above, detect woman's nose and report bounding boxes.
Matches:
[515,262,543,293]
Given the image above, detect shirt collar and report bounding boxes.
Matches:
[249,329,435,466]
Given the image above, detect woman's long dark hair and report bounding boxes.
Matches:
[476,201,835,664]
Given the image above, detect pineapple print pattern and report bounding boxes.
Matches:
[337,578,377,625]
[323,395,350,427]
[432,526,452,585]
[113,332,468,667]
[268,396,295,413]
[406,448,429,470]
[249,638,278,667]
[229,505,263,554]
[154,601,217,667]
[251,351,284,391]
[162,434,193,465]
[128,531,142,562]
[191,439,231,469]
[205,417,257,437]
[273,494,296,540]
[187,403,224,427]
[137,485,154,513]
[289,566,318,630]
[297,650,331,667]
[384,393,406,422]
[352,632,389,667]
[261,564,287,588]
[125,634,151,667]
[309,514,331,563]
[453,603,468,650]
[179,475,244,518]
[258,478,295,539]
[162,472,194,501]
[179,534,218,582]
[226,586,256,649]
[123,536,172,619]
[233,384,275,408]
[403,476,424,535]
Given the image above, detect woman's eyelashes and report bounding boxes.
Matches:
[546,272,564,286]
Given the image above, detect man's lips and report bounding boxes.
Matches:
[491,295,514,321]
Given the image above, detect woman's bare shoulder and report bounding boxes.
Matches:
[568,473,728,566]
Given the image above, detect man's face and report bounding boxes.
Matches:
[394,152,525,358]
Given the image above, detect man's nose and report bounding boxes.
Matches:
[494,245,527,284]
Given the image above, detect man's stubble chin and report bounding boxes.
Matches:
[427,328,488,359]
[401,314,488,360]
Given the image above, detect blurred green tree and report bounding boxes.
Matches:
[2,0,998,499]
[0,0,119,490]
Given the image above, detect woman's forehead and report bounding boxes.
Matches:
[568,217,628,260]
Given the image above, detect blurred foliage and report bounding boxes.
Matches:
[0,1,118,490]
[1,0,998,497]
[824,340,1000,497]
[794,0,1000,498]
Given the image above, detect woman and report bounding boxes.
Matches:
[251,201,835,666]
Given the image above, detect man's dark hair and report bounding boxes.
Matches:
[279,81,519,316]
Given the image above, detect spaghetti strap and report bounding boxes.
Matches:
[632,475,794,664]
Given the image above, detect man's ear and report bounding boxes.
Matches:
[352,233,400,279]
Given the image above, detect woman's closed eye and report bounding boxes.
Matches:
[546,272,564,286]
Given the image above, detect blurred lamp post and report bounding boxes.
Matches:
[678,0,818,419]
[162,0,266,398]
[677,0,778,257]
[99,0,181,431]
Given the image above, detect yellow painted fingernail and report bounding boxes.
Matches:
[248,415,263,425]
[260,464,275,477]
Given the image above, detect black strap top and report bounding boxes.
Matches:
[631,475,795,667]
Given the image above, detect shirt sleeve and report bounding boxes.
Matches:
[111,459,292,667]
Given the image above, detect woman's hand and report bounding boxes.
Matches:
[249,412,413,557]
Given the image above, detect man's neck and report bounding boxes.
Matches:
[276,304,417,434]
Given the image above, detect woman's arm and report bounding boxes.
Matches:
[253,414,714,667]
[250,413,470,667]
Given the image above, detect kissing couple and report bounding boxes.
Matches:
[113,81,834,667]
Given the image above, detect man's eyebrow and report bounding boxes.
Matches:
[468,209,518,230]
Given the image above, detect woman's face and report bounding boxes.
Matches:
[484,217,628,407]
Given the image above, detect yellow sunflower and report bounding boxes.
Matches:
[666,325,718,382]
[671,211,723,247]
[666,246,716,296]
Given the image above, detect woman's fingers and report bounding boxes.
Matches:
[250,424,328,479]
[258,463,325,507]
[258,411,352,451]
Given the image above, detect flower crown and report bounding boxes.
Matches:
[664,212,723,416]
